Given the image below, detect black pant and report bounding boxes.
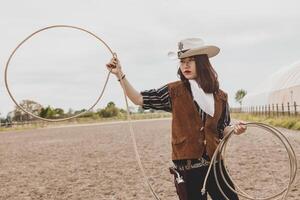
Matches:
[174,161,239,200]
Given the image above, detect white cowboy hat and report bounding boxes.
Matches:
[168,38,220,59]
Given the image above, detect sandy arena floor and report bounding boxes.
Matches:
[0,118,300,200]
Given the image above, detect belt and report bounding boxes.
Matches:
[174,158,210,171]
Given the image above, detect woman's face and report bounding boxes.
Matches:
[179,56,197,79]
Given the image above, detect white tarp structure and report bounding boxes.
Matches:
[242,61,300,110]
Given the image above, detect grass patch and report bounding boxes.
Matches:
[232,113,300,131]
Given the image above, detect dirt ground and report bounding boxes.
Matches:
[0,118,300,200]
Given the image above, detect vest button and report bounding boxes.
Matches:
[200,127,204,131]
[203,140,207,145]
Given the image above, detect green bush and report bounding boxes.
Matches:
[98,101,120,118]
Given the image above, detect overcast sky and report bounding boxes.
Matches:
[1,0,300,117]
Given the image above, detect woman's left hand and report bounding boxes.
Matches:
[233,121,247,135]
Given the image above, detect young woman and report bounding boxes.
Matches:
[106,38,246,200]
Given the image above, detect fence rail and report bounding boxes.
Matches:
[231,101,299,117]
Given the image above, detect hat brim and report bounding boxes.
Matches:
[168,45,220,59]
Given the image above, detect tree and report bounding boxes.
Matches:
[39,106,65,119]
[235,89,247,107]
[74,109,87,115]
[54,108,64,116]
[40,106,56,118]
[98,101,120,118]
[107,102,115,108]
[13,100,43,121]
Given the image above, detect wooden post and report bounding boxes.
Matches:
[276,104,279,117]
[282,103,284,116]
[287,102,290,116]
[294,101,297,116]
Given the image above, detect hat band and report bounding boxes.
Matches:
[177,49,188,58]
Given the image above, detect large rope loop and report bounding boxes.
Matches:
[4,25,114,122]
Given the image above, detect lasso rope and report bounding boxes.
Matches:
[4,25,298,200]
[4,25,161,200]
[201,122,298,200]
[4,25,114,122]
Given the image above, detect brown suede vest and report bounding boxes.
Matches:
[168,81,228,160]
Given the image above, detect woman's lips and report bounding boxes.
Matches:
[184,70,191,74]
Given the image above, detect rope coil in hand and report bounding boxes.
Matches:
[202,122,298,200]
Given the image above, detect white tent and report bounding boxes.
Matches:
[242,61,300,110]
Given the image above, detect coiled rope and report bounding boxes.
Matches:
[4,25,298,200]
[202,122,298,200]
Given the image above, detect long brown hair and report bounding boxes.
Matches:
[177,54,219,93]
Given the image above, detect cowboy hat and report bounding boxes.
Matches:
[168,38,220,59]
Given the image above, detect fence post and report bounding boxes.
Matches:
[295,101,298,116]
[276,104,279,117]
[282,103,284,116]
[268,104,271,117]
[272,104,274,117]
[287,102,290,116]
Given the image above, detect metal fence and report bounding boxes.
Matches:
[231,101,299,117]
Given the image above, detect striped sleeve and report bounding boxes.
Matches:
[140,85,172,112]
[217,102,231,139]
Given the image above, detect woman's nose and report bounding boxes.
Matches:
[184,62,191,68]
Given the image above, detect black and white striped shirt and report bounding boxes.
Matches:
[140,84,231,139]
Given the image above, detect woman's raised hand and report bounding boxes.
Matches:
[106,57,123,76]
